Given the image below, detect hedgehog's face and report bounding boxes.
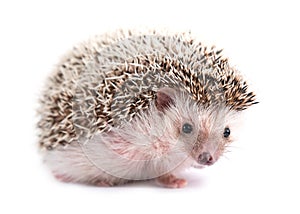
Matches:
[156,87,239,167]
[176,106,237,167]
[192,109,235,166]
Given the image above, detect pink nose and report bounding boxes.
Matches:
[198,152,213,165]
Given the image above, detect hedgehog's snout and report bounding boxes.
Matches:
[198,152,214,165]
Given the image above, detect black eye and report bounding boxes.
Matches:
[223,127,230,138]
[182,123,193,134]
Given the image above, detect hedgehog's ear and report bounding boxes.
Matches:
[155,87,176,112]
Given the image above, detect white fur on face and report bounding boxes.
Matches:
[163,90,242,166]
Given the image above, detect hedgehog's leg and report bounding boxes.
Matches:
[156,174,187,188]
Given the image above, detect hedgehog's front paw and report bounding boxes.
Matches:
[156,174,187,188]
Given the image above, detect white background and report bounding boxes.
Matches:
[1,0,299,213]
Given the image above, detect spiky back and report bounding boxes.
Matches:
[37,30,257,150]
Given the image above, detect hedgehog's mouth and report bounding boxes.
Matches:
[192,161,214,169]
[192,162,205,169]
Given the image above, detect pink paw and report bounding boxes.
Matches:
[156,174,187,188]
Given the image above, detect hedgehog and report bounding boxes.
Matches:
[37,29,257,188]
